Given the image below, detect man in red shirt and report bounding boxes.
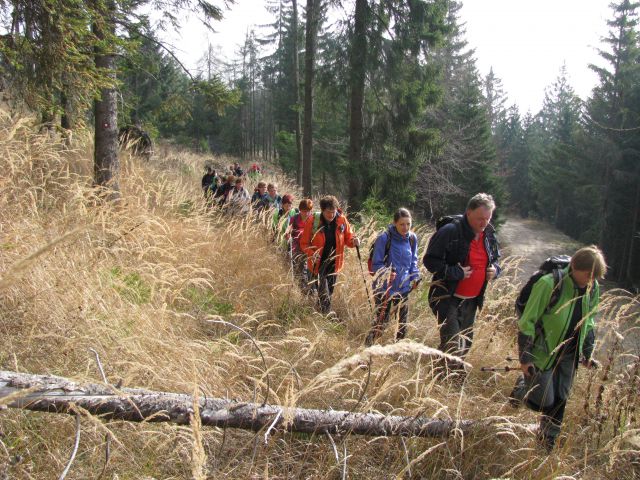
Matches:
[423,193,501,362]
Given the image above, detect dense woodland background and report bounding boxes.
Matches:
[1,0,640,287]
[0,1,639,477]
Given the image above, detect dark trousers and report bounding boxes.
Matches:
[523,352,577,448]
[435,296,478,359]
[365,292,409,346]
[316,263,337,314]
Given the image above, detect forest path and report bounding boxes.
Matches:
[499,214,583,282]
[500,215,639,354]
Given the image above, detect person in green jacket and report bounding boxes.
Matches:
[514,245,607,451]
[272,194,298,248]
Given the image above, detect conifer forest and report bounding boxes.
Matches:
[2,0,640,286]
[0,0,639,478]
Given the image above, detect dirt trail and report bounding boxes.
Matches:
[500,215,639,354]
[499,214,583,282]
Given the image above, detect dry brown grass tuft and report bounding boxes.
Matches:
[0,111,637,479]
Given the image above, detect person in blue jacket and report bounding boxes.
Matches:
[365,208,420,346]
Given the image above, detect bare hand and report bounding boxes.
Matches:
[389,271,397,283]
[486,265,497,281]
[353,237,360,248]
[461,265,472,279]
[521,362,535,377]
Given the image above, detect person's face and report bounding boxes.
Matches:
[258,186,266,195]
[466,206,493,234]
[300,209,311,220]
[571,269,595,288]
[236,181,243,189]
[322,208,337,223]
[268,186,277,198]
[283,202,292,212]
[395,216,411,236]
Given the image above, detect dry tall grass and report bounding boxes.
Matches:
[0,110,638,479]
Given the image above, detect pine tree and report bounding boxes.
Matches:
[417,0,504,220]
[584,0,640,284]
[529,65,583,228]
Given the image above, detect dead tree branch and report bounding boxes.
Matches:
[0,371,475,438]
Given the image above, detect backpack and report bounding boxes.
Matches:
[367,228,417,275]
[515,255,571,316]
[435,214,463,231]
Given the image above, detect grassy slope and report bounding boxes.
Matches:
[0,112,638,479]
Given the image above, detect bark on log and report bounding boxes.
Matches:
[0,371,473,438]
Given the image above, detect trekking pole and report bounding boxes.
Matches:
[481,365,535,375]
[480,366,520,373]
[355,244,375,315]
[289,237,295,283]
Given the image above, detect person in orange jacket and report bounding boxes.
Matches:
[300,195,360,316]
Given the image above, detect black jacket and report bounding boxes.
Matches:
[423,214,501,311]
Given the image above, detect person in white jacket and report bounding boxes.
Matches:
[226,177,250,215]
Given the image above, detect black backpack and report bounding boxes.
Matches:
[515,255,571,316]
[367,228,416,275]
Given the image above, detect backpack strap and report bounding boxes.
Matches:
[312,212,323,235]
[547,268,564,311]
[409,232,417,255]
[382,228,393,267]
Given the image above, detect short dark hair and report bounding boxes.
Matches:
[393,208,412,223]
[320,195,339,211]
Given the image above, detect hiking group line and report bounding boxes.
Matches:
[201,163,607,452]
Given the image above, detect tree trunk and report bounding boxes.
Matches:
[292,0,304,186]
[347,0,368,210]
[91,0,119,197]
[0,370,477,438]
[302,0,318,197]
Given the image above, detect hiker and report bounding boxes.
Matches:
[287,199,313,291]
[300,195,360,317]
[206,176,221,206]
[513,245,606,451]
[251,182,269,213]
[227,177,251,215]
[365,208,420,346]
[216,175,235,205]
[265,183,283,211]
[201,167,217,197]
[233,162,244,177]
[272,194,298,246]
[248,163,262,181]
[423,193,501,363]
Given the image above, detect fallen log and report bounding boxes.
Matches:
[0,370,473,438]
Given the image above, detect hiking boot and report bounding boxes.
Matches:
[535,430,556,454]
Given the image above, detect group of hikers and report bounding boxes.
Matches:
[200,164,607,453]
[200,164,256,215]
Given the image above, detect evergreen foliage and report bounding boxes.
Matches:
[2,0,640,284]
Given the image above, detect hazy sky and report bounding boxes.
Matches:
[168,0,614,114]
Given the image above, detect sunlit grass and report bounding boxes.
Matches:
[0,110,637,478]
